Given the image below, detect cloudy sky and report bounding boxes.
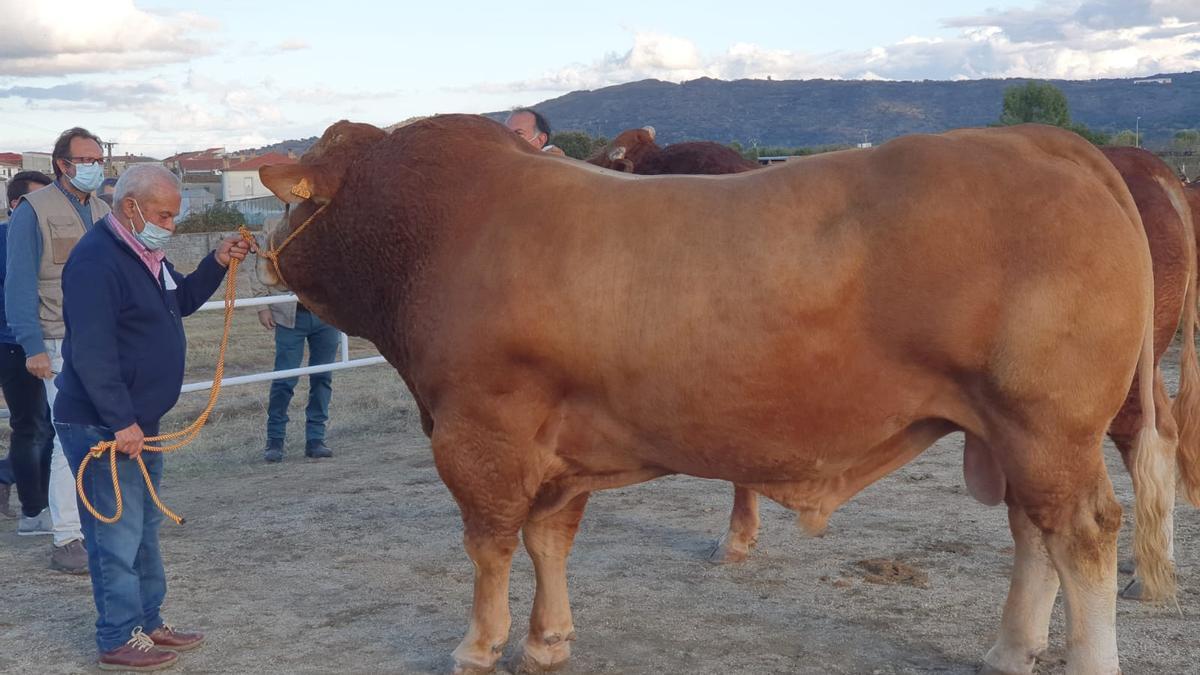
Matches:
[1,0,1198,156]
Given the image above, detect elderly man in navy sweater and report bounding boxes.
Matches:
[56,164,254,672]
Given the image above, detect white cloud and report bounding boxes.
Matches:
[0,80,173,108]
[480,1,1200,94]
[0,0,216,75]
[275,39,311,52]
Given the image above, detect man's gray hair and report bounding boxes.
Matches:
[113,164,181,205]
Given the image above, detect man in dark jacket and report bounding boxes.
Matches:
[1,171,55,527]
[55,164,255,671]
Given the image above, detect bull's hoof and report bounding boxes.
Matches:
[512,632,575,673]
[452,661,496,675]
[978,664,1032,675]
[708,532,755,565]
[452,644,503,675]
[979,645,1043,675]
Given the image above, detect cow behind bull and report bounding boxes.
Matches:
[588,125,760,174]
[257,115,1176,675]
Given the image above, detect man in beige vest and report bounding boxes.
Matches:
[5,127,110,574]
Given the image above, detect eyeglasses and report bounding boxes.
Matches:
[67,157,105,165]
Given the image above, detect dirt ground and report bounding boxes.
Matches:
[1,315,1198,674]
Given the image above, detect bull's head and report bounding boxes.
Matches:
[257,120,387,289]
[589,126,658,173]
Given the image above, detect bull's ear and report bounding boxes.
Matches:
[260,165,338,205]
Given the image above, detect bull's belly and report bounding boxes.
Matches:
[549,390,956,487]
[538,400,959,525]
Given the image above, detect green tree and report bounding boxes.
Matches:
[1067,122,1110,146]
[997,81,1109,146]
[1109,129,1139,147]
[175,203,246,234]
[549,131,607,160]
[999,81,1071,127]
[1173,129,1200,153]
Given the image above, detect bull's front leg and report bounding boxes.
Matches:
[710,484,761,564]
[516,493,590,673]
[453,526,520,674]
[434,423,533,674]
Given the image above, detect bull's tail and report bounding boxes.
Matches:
[1131,218,1178,602]
[1170,178,1200,506]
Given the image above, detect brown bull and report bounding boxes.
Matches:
[588,125,759,174]
[716,147,1200,599]
[258,115,1173,675]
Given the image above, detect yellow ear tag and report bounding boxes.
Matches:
[290,178,313,200]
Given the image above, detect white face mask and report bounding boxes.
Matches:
[68,161,104,192]
[131,199,173,250]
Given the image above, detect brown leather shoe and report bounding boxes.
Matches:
[148,624,205,652]
[99,627,178,671]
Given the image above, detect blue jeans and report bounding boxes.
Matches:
[0,343,54,516]
[267,308,339,442]
[58,423,166,652]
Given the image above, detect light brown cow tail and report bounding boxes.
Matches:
[1131,252,1178,604]
[1172,192,1200,507]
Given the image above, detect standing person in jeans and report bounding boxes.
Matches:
[257,293,338,462]
[2,171,55,531]
[5,128,110,574]
[56,164,255,670]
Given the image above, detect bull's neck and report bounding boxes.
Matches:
[280,200,424,367]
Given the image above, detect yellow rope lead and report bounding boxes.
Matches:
[75,226,257,525]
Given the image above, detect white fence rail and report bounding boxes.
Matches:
[180,293,388,392]
[0,293,389,419]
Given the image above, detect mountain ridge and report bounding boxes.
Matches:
[483,71,1200,147]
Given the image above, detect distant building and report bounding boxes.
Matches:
[181,174,223,202]
[180,187,217,218]
[108,154,162,176]
[1133,78,1172,85]
[221,152,296,202]
[0,152,21,180]
[22,152,52,175]
[163,147,229,176]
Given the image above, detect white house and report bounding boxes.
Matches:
[221,152,295,202]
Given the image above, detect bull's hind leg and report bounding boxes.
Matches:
[1040,484,1123,675]
[515,493,590,673]
[981,502,1060,674]
[986,437,1123,675]
[710,485,760,564]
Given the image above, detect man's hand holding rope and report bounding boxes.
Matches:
[215,233,257,267]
